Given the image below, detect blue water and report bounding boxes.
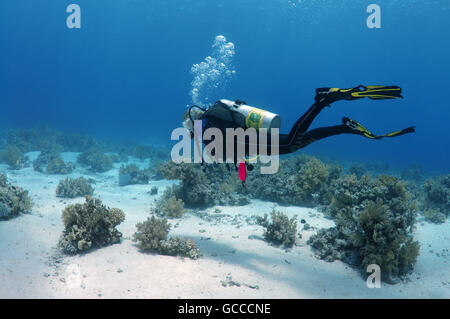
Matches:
[1,0,449,172]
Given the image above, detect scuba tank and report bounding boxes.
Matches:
[217,99,281,130]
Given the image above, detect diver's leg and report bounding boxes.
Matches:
[279,134,297,155]
[285,125,355,153]
[286,86,363,141]
[287,85,403,141]
[297,125,357,148]
[287,101,328,140]
[286,117,415,154]
[251,132,292,156]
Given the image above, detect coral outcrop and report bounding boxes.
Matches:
[56,177,94,198]
[247,155,341,207]
[45,157,75,175]
[152,186,186,218]
[308,174,419,282]
[0,173,33,219]
[256,208,298,248]
[58,197,125,254]
[133,216,201,259]
[348,163,368,180]
[159,162,249,207]
[77,149,113,173]
[0,145,29,169]
[33,150,59,172]
[33,150,74,174]
[118,164,151,186]
[422,175,450,223]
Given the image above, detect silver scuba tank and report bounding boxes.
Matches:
[218,99,281,130]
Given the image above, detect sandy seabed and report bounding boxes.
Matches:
[0,152,449,299]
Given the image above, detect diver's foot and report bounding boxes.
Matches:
[314,85,364,105]
[315,85,402,105]
[342,116,415,139]
[342,116,380,139]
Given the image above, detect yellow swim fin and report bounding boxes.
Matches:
[342,116,415,139]
[350,85,403,100]
[315,85,403,105]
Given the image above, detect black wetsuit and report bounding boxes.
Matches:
[199,98,358,161]
[278,100,358,154]
[193,85,415,170]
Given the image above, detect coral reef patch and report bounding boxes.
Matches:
[308,175,420,283]
[0,145,29,170]
[45,157,75,175]
[0,173,33,219]
[256,207,298,248]
[152,186,186,218]
[158,162,250,207]
[77,149,113,173]
[422,175,450,223]
[118,164,151,186]
[56,177,94,198]
[58,197,125,254]
[133,216,201,259]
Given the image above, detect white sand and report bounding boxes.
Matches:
[0,152,449,299]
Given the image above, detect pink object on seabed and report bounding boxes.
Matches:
[238,162,246,182]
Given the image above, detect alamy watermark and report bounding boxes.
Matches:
[366,264,381,288]
[66,4,81,29]
[367,4,381,29]
[64,5,381,30]
[171,121,280,174]
[65,263,82,289]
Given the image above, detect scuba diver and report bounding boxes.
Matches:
[182,85,415,180]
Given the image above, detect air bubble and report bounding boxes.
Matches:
[189,35,236,107]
